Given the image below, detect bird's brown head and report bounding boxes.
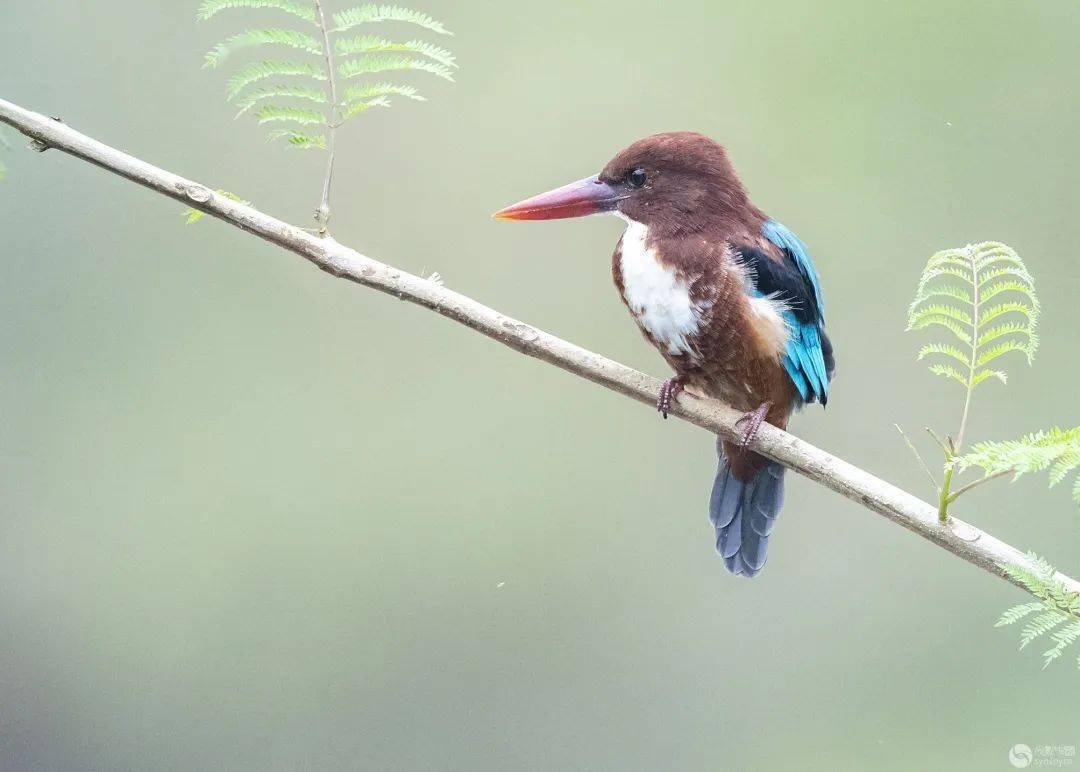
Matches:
[493,132,750,236]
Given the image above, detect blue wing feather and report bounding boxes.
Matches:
[761,220,830,405]
[762,220,824,319]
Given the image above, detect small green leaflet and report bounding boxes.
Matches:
[182,189,250,225]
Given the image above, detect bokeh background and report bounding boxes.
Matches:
[3,1,1080,770]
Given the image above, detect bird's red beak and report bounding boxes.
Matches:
[493,175,625,221]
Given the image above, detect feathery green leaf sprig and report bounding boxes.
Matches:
[996,554,1080,668]
[199,1,456,149]
[907,242,1040,390]
[954,427,1080,508]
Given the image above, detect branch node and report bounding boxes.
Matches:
[179,183,212,204]
[502,320,539,342]
[948,519,981,543]
[29,138,48,153]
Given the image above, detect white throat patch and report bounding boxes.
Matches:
[617,218,706,357]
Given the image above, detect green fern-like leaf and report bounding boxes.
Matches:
[225,59,327,97]
[910,283,972,306]
[266,130,327,149]
[1043,619,1080,667]
[910,303,973,326]
[341,96,392,118]
[254,105,325,125]
[969,368,1007,387]
[954,427,1080,509]
[996,553,1080,668]
[975,340,1032,368]
[917,265,975,285]
[1020,611,1067,649]
[343,82,425,103]
[908,313,972,345]
[332,5,452,35]
[978,265,1035,290]
[234,84,327,115]
[339,54,455,81]
[204,28,322,68]
[917,343,968,367]
[907,242,1039,393]
[977,321,1031,348]
[197,0,316,22]
[200,4,455,151]
[981,281,1036,304]
[335,35,456,67]
[996,601,1048,627]
[1001,553,1057,596]
[927,363,969,387]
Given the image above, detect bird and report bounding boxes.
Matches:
[493,132,834,578]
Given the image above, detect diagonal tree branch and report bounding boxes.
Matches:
[1,95,1076,599]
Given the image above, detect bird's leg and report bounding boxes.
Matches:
[735,401,773,447]
[657,376,686,419]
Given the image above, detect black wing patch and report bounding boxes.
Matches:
[734,245,820,325]
[735,243,834,402]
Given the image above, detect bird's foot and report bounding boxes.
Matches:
[735,401,773,448]
[657,377,685,419]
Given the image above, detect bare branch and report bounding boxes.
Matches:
[1,96,1076,599]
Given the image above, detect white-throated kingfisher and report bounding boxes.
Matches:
[494,132,834,578]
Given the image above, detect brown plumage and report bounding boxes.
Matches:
[611,234,796,480]
[603,133,798,479]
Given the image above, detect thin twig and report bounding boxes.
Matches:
[895,424,939,489]
[926,427,953,457]
[1,96,1076,599]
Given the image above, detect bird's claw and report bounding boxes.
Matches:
[657,378,685,419]
[735,401,772,447]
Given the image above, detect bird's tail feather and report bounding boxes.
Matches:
[709,441,785,578]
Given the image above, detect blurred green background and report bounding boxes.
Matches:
[2,1,1080,770]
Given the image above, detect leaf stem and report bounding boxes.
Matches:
[938,464,955,523]
[938,248,981,521]
[313,0,338,236]
[947,468,1013,503]
[955,249,980,451]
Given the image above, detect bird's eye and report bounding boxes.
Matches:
[628,168,647,188]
